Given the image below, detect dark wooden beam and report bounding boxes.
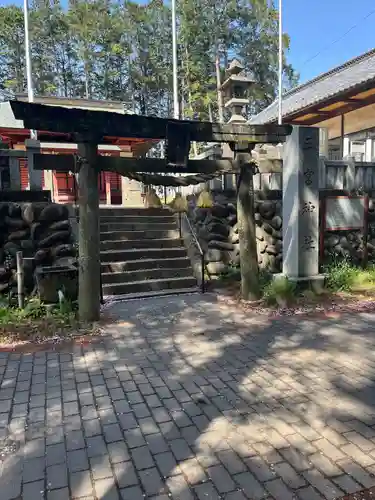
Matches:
[33,153,75,172]
[0,149,27,158]
[10,101,292,144]
[33,153,243,174]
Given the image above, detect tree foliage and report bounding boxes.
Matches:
[0,0,298,119]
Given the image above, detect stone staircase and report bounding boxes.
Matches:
[100,207,198,298]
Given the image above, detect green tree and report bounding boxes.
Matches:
[0,6,25,98]
[67,0,103,98]
[30,1,64,95]
[0,0,297,118]
[178,0,217,121]
[126,0,172,116]
[178,0,297,122]
[234,0,299,113]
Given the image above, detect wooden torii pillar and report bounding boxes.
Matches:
[9,100,291,322]
[76,141,101,322]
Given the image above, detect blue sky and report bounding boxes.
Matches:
[284,0,375,82]
[2,0,374,84]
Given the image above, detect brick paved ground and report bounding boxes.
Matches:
[2,293,375,499]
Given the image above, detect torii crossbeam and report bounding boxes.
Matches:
[10,101,292,321]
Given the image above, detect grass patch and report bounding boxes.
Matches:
[262,276,297,307]
[218,265,241,282]
[0,296,76,322]
[217,266,298,306]
[0,297,87,345]
[325,260,375,292]
[215,259,375,310]
[218,266,272,285]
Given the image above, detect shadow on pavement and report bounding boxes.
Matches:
[2,293,375,499]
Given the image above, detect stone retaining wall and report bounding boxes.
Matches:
[188,189,375,278]
[254,192,282,273]
[0,202,77,295]
[188,190,283,277]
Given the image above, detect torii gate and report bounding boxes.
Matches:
[10,100,291,322]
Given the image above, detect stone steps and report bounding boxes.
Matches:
[102,276,197,297]
[100,238,183,251]
[101,257,191,273]
[100,229,180,241]
[99,207,167,217]
[101,267,193,284]
[100,207,197,298]
[100,222,176,232]
[101,247,187,262]
[100,215,175,224]
[102,287,198,302]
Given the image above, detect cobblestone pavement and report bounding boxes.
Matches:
[3,293,375,499]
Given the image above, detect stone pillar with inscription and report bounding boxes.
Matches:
[282,126,323,287]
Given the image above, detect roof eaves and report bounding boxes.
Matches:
[250,48,375,124]
[252,74,375,125]
[279,47,375,101]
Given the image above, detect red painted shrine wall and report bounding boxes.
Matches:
[18,157,123,204]
[19,158,45,190]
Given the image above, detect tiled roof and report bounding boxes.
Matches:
[250,48,375,124]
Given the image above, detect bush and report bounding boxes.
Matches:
[325,260,375,292]
[0,296,76,325]
[21,297,47,319]
[262,276,297,306]
[196,190,213,208]
[218,264,241,281]
[259,268,272,290]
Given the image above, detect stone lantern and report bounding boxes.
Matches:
[220,59,255,123]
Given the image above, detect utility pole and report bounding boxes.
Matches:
[172,0,179,120]
[23,0,37,140]
[278,0,283,125]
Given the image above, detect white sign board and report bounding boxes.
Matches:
[325,196,365,231]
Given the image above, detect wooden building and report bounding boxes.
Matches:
[251,48,375,161]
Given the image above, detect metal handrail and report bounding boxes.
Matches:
[182,212,203,255]
[179,211,206,293]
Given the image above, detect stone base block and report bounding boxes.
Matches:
[35,265,78,303]
[273,273,326,294]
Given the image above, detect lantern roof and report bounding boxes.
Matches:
[221,60,255,92]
